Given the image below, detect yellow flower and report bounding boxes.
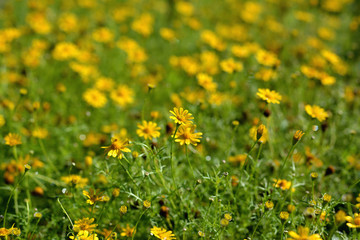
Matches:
[249,125,268,143]
[228,154,247,165]
[136,121,161,140]
[110,85,134,107]
[174,124,202,146]
[92,27,114,43]
[32,127,49,139]
[98,229,116,240]
[83,189,110,205]
[4,133,22,146]
[265,200,274,209]
[220,58,243,74]
[256,49,280,67]
[120,205,127,214]
[280,211,289,220]
[335,210,347,223]
[287,226,322,240]
[197,73,217,92]
[150,226,176,240]
[73,218,98,233]
[61,175,89,188]
[293,130,305,145]
[143,200,151,208]
[256,88,282,104]
[169,107,194,125]
[160,28,176,41]
[70,230,99,240]
[83,88,107,108]
[120,224,135,237]
[52,42,79,61]
[273,179,292,190]
[345,213,360,228]
[305,105,328,122]
[0,224,21,237]
[101,137,131,159]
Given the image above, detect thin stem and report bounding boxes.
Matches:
[57,198,74,228]
[3,170,28,227]
[131,209,148,240]
[186,145,194,178]
[118,159,138,189]
[170,124,180,189]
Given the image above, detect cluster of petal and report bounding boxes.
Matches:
[174,124,202,146]
[150,226,176,240]
[287,226,322,240]
[305,104,328,122]
[256,88,282,104]
[136,121,161,140]
[101,137,131,159]
[169,107,194,125]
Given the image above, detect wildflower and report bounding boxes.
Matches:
[83,189,110,205]
[174,124,202,146]
[198,231,205,237]
[256,50,280,67]
[120,205,127,214]
[273,179,292,190]
[293,130,305,145]
[52,42,79,61]
[288,204,296,212]
[34,212,42,218]
[136,121,161,140]
[160,28,176,41]
[280,211,289,220]
[120,224,135,237]
[169,107,194,125]
[61,175,89,188]
[305,105,328,122]
[0,225,21,237]
[32,127,49,139]
[92,27,114,43]
[73,218,98,232]
[323,193,331,202]
[197,73,217,92]
[220,58,243,74]
[256,88,282,104]
[4,133,22,146]
[250,125,268,143]
[70,230,99,240]
[101,137,131,159]
[150,226,176,240]
[83,89,107,108]
[287,226,322,240]
[228,154,247,165]
[335,210,347,223]
[110,85,134,107]
[310,172,318,179]
[143,200,151,208]
[220,218,229,226]
[112,188,120,197]
[265,200,274,209]
[98,229,116,240]
[256,124,265,140]
[345,213,360,228]
[224,213,232,221]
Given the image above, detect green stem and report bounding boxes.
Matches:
[131,209,147,240]
[3,170,28,227]
[57,198,74,228]
[170,124,180,189]
[186,145,195,178]
[118,159,138,189]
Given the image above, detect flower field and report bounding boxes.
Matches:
[0,0,359,239]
